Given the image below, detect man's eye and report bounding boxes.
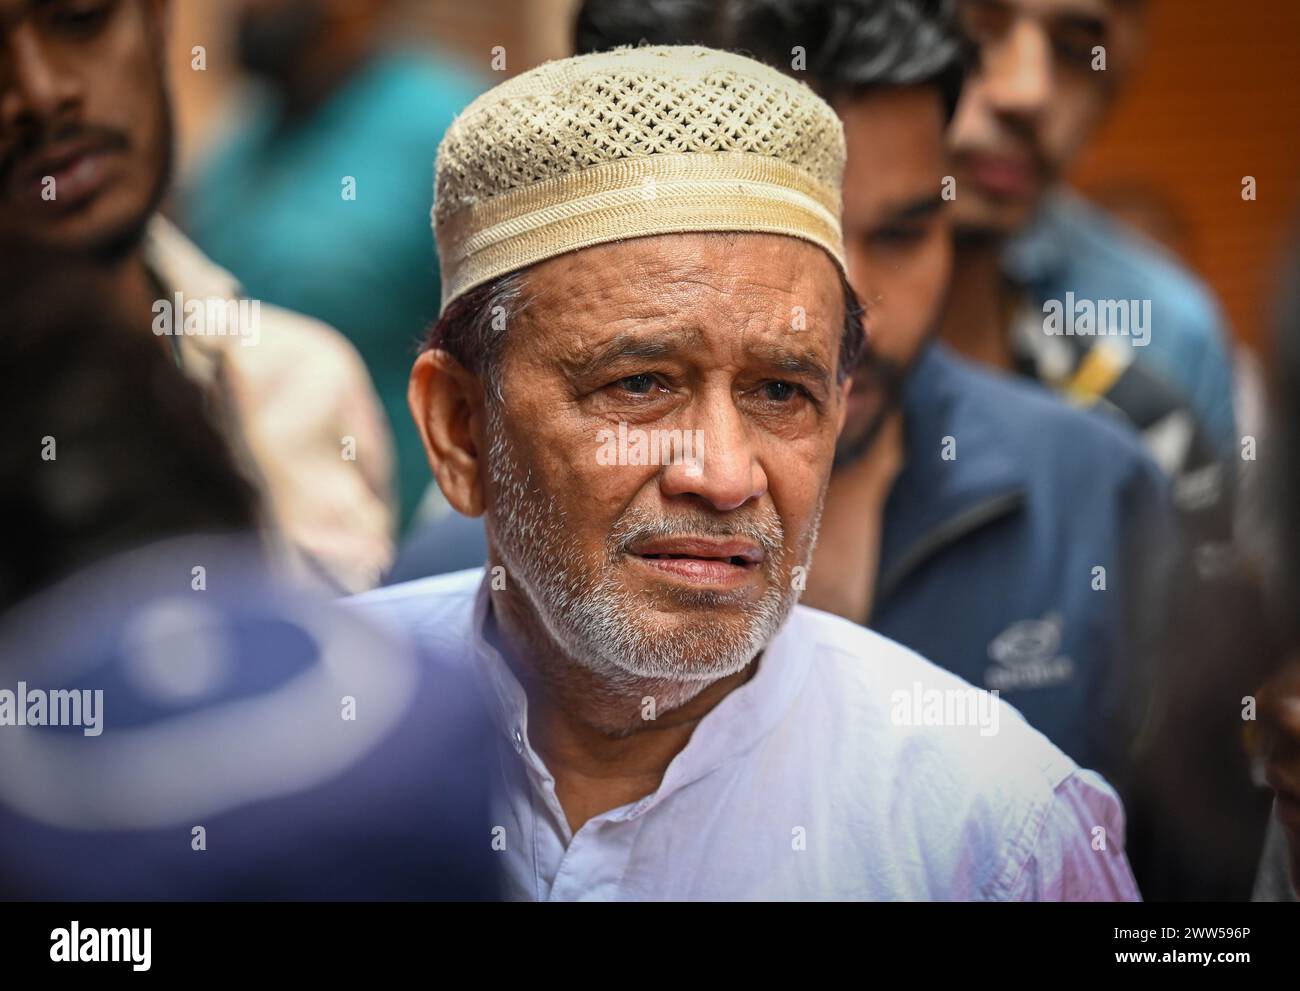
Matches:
[1053,28,1104,69]
[614,373,658,395]
[761,381,802,403]
[51,1,113,36]
[870,226,927,249]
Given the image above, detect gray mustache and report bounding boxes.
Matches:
[609,510,785,561]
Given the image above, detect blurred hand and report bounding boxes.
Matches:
[1259,655,1300,892]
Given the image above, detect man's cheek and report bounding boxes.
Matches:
[570,448,658,520]
[770,470,824,540]
[1044,98,1102,174]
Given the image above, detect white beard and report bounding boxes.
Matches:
[484,403,815,699]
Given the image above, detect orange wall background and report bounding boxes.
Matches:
[1071,0,1300,355]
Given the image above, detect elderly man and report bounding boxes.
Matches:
[355,44,1139,900]
[0,0,395,592]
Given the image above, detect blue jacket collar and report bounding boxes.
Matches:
[877,344,1028,599]
[1001,187,1080,289]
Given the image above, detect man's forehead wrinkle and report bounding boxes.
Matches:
[652,272,736,301]
[731,311,836,376]
[564,326,704,364]
[532,241,725,300]
[513,236,843,378]
[529,269,766,338]
[747,338,833,375]
[530,266,627,321]
[543,307,834,382]
[528,268,711,344]
[652,260,828,306]
[519,272,637,365]
[528,234,833,306]
[529,287,706,368]
[695,296,838,381]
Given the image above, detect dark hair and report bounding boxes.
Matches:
[574,0,727,53]
[574,0,968,120]
[426,270,530,401]
[427,247,866,390]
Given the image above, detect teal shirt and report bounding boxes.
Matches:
[183,51,482,530]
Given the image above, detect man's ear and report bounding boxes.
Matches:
[409,350,487,517]
[835,375,852,437]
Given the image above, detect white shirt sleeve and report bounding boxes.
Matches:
[1007,768,1142,901]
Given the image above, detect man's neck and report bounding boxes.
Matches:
[488,580,756,835]
[940,234,1016,372]
[110,249,170,358]
[804,410,904,625]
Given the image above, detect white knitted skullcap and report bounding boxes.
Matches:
[432,44,847,315]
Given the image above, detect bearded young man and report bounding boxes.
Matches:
[353,44,1140,901]
[0,0,395,592]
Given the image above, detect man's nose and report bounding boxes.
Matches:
[1,27,80,131]
[983,19,1053,121]
[658,400,768,513]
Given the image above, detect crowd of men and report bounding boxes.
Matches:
[1,0,1298,901]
